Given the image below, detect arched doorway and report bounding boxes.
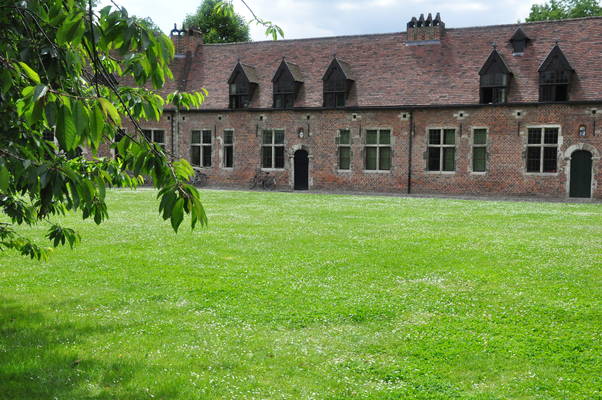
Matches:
[294,150,309,190]
[570,150,593,198]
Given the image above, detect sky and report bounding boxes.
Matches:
[97,0,550,41]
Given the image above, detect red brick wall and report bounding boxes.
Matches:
[121,104,602,199]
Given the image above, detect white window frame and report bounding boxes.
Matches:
[337,128,352,172]
[261,129,285,170]
[363,128,392,173]
[426,127,456,174]
[191,129,212,168]
[471,127,488,174]
[222,129,234,169]
[524,125,561,175]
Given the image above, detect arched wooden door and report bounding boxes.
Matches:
[294,150,309,190]
[569,150,593,198]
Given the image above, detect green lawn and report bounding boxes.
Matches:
[1,189,601,399]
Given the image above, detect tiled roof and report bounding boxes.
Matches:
[170,16,602,109]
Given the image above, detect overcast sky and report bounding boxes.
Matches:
[98,0,550,41]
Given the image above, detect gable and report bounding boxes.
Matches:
[539,45,574,73]
[479,49,512,76]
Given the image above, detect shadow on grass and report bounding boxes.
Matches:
[0,298,175,400]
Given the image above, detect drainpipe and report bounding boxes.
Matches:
[407,111,413,194]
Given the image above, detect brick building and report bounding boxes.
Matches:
[126,15,602,199]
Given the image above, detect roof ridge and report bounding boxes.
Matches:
[201,16,602,47]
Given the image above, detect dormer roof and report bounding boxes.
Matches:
[228,62,259,84]
[538,44,574,72]
[479,49,512,76]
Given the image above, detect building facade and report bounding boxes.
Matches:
[124,15,602,199]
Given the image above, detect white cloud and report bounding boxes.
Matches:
[98,0,550,41]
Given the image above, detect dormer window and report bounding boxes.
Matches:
[272,59,303,109]
[322,58,354,108]
[479,49,512,104]
[228,62,258,109]
[539,45,574,102]
[509,28,530,55]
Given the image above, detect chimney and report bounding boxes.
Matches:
[406,13,445,44]
[170,24,203,57]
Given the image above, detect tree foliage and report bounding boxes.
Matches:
[526,0,602,21]
[0,0,208,260]
[183,0,250,44]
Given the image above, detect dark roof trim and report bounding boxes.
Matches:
[322,57,354,81]
[479,49,512,76]
[272,59,304,83]
[166,100,602,113]
[538,45,575,72]
[228,62,259,84]
[510,27,530,43]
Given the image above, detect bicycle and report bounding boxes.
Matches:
[249,171,276,190]
[190,170,208,187]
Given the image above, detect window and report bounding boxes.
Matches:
[191,129,212,167]
[479,50,511,104]
[509,28,530,54]
[337,129,352,170]
[364,129,391,171]
[526,127,558,173]
[142,129,165,151]
[323,58,353,108]
[223,129,233,168]
[539,45,573,102]
[273,60,302,109]
[262,129,285,169]
[228,63,258,109]
[427,128,456,172]
[472,128,487,172]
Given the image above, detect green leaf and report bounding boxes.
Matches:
[0,164,10,192]
[73,101,89,138]
[55,104,77,151]
[170,198,184,232]
[33,85,49,102]
[98,98,121,126]
[89,104,105,148]
[17,62,41,84]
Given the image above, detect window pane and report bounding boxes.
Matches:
[527,147,541,172]
[224,130,233,144]
[229,83,236,95]
[543,147,557,172]
[335,92,345,107]
[379,147,391,170]
[473,147,486,172]
[153,130,165,144]
[339,130,350,144]
[473,129,487,145]
[544,128,558,144]
[192,130,201,144]
[273,95,283,108]
[202,145,212,167]
[443,147,455,171]
[365,147,377,170]
[274,130,285,144]
[528,128,542,144]
[275,146,285,168]
[443,129,455,145]
[339,147,350,170]
[429,129,441,145]
[262,146,272,168]
[428,147,440,171]
[191,146,200,166]
[202,130,212,144]
[224,146,233,168]
[366,130,378,144]
[143,129,152,141]
[262,130,272,144]
[379,130,391,145]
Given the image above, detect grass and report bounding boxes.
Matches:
[1,189,601,399]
